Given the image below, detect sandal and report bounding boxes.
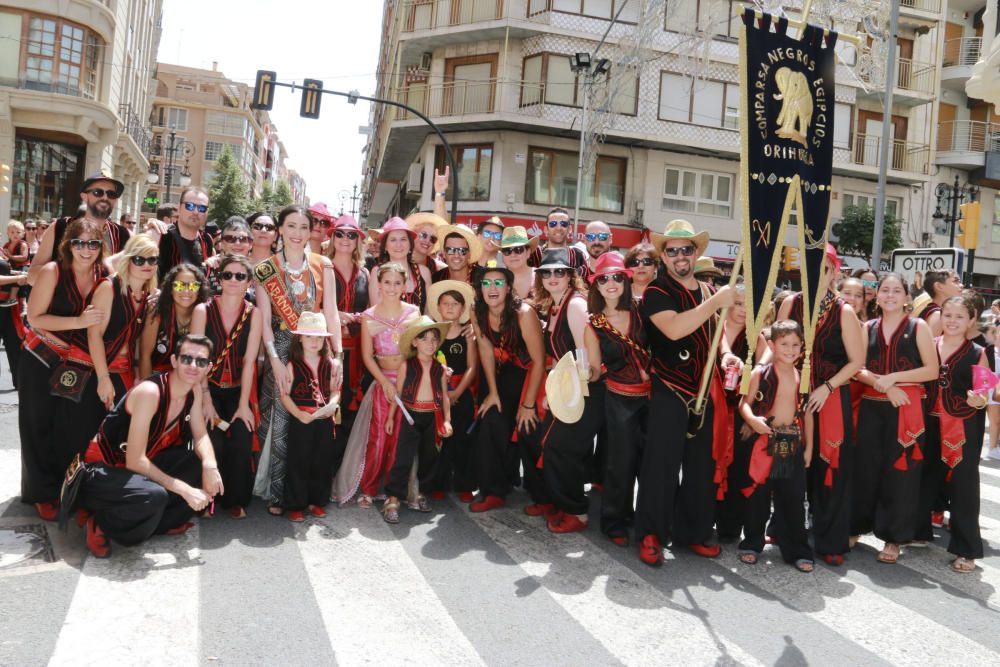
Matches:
[383,497,400,524]
[794,559,815,573]
[407,495,431,513]
[738,550,759,565]
[357,495,372,509]
[267,505,283,516]
[877,543,900,564]
[951,557,976,573]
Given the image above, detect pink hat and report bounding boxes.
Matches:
[308,202,334,222]
[368,216,417,242]
[334,214,360,231]
[587,252,632,284]
[825,243,841,272]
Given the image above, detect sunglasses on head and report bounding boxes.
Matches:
[500,245,527,256]
[417,231,438,244]
[183,202,208,213]
[585,232,610,242]
[220,270,248,282]
[178,353,210,368]
[862,279,879,288]
[70,239,102,251]
[252,222,276,232]
[596,273,626,285]
[480,230,503,242]
[664,245,696,257]
[172,280,201,292]
[626,257,656,267]
[481,278,507,288]
[547,219,570,228]
[334,229,359,240]
[85,188,121,200]
[222,234,250,245]
[539,268,570,279]
[445,245,469,256]
[130,255,158,267]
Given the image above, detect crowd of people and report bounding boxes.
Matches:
[7,168,996,576]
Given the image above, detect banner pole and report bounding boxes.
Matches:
[694,245,744,415]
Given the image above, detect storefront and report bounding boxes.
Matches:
[9,130,86,221]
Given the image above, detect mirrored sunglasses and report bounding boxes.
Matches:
[480,278,507,288]
[585,232,610,242]
[183,202,208,213]
[172,280,201,292]
[445,246,469,256]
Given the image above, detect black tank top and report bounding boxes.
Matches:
[441,334,469,376]
[789,292,847,386]
[48,262,103,349]
[205,298,254,386]
[545,292,583,362]
[101,275,146,362]
[865,317,921,375]
[590,304,649,385]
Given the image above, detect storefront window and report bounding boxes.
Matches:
[10,133,86,220]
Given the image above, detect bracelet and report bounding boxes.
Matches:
[265,341,278,359]
[521,403,535,410]
[434,191,446,198]
[824,380,834,393]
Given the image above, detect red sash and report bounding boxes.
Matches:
[404,399,448,449]
[606,378,650,398]
[862,385,925,470]
[709,371,732,500]
[934,395,966,480]
[818,390,845,487]
[743,434,771,497]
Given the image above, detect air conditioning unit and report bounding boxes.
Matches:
[420,52,432,71]
[406,163,423,193]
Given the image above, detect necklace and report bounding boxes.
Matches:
[282,249,308,296]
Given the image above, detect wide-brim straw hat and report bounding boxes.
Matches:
[545,351,585,424]
[427,280,476,324]
[406,211,449,231]
[500,225,539,252]
[651,219,709,254]
[910,291,932,319]
[437,224,482,263]
[290,311,333,337]
[693,256,723,278]
[368,216,416,242]
[399,315,451,359]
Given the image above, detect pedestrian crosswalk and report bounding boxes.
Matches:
[3,455,1000,665]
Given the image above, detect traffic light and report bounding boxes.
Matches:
[957,201,981,249]
[251,70,276,110]
[0,161,10,193]
[783,245,800,271]
[300,79,322,119]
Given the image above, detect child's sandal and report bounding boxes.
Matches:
[383,498,400,524]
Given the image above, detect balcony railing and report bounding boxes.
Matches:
[943,37,982,68]
[899,0,941,13]
[118,103,153,158]
[936,120,1000,153]
[393,78,547,120]
[851,133,929,174]
[1,75,97,100]
[401,0,506,31]
[858,57,936,96]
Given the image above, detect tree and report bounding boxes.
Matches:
[833,205,902,259]
[207,144,249,222]
[252,179,294,215]
[274,179,293,208]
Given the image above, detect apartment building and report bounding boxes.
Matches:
[147,62,297,210]
[361,0,1000,283]
[0,0,162,223]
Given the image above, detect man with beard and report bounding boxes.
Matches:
[583,220,612,272]
[28,170,130,283]
[530,207,590,282]
[158,186,215,280]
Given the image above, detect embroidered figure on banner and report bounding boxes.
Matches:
[773,67,813,148]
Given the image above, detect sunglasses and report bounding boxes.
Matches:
[547,219,570,228]
[130,255,159,267]
[70,239,102,251]
[664,245,696,257]
[220,270,248,282]
[183,202,209,214]
[626,257,657,267]
[222,234,250,245]
[252,222,276,232]
[178,353,210,368]
[172,280,201,292]
[480,230,503,242]
[334,230,359,240]
[25,226,37,231]
[862,279,879,288]
[318,220,331,228]
[500,246,527,256]
[481,278,507,288]
[596,273,626,285]
[585,232,610,242]
[538,268,570,279]
[417,231,438,244]
[445,246,469,256]
[85,188,121,200]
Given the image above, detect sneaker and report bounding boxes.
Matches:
[307,505,327,518]
[639,534,662,567]
[86,517,110,558]
[470,495,505,513]
[930,511,945,528]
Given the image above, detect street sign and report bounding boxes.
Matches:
[890,247,965,286]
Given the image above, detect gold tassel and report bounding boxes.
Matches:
[739,349,754,395]
[800,351,812,394]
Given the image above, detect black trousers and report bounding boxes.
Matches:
[916,414,984,558]
[0,306,21,388]
[809,386,855,557]
[430,391,476,493]
[208,385,255,509]
[852,398,924,544]
[385,410,440,500]
[716,407,753,541]
[331,348,362,480]
[284,414,335,510]
[740,453,813,563]
[588,383,608,484]
[477,365,529,499]
[599,390,646,538]
[634,384,718,546]
[82,447,201,545]
[542,384,601,516]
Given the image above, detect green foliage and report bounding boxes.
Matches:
[834,205,902,258]
[252,179,294,215]
[207,145,249,222]
[274,180,293,208]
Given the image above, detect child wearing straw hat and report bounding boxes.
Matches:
[279,311,338,523]
[382,316,453,523]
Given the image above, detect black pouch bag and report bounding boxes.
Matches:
[767,424,801,480]
[49,362,93,403]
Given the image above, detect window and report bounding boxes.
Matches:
[834,103,853,149]
[206,111,245,137]
[24,16,100,98]
[166,108,187,131]
[434,144,493,201]
[663,167,733,217]
[204,141,240,161]
[659,73,739,129]
[843,192,900,221]
[527,147,626,213]
[521,53,638,114]
[551,0,638,22]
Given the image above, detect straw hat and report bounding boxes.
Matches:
[588,252,633,284]
[368,216,416,242]
[500,226,540,252]
[398,315,451,359]
[910,291,932,319]
[480,215,505,230]
[406,211,449,230]
[438,224,482,263]
[427,280,476,324]
[693,256,723,279]
[651,219,709,254]
[291,311,333,337]
[545,352,586,424]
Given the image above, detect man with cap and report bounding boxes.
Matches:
[532,207,591,282]
[432,224,481,285]
[28,169,130,284]
[634,219,737,567]
[158,186,215,281]
[583,220,613,273]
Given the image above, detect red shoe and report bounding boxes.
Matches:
[75,509,91,528]
[35,501,58,522]
[165,521,195,535]
[821,553,845,566]
[548,514,588,533]
[307,505,327,518]
[930,511,945,528]
[639,534,662,567]
[86,517,110,558]
[609,535,629,547]
[524,503,555,517]
[458,491,474,503]
[689,543,722,559]
[287,510,306,522]
[470,495,505,513]
[544,506,563,521]
[590,483,605,494]
[229,506,247,519]
[430,490,446,501]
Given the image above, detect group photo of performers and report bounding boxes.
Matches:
[8,168,995,578]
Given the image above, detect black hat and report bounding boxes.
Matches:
[537,247,573,270]
[80,169,125,197]
[205,221,221,235]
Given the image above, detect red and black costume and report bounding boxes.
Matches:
[429,332,477,496]
[852,317,926,544]
[715,322,752,541]
[81,373,201,545]
[157,225,214,281]
[333,261,369,479]
[919,301,941,324]
[285,356,336,511]
[97,275,146,399]
[591,304,649,540]
[149,304,187,373]
[385,357,446,500]
[204,297,257,510]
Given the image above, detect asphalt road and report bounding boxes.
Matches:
[1,366,999,666]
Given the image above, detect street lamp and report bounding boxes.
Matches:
[154,129,196,205]
[934,175,979,248]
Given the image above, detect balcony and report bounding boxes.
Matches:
[398,0,542,59]
[0,74,97,101]
[857,57,936,106]
[118,103,153,158]
[941,38,981,91]
[898,0,942,23]
[843,133,930,182]
[936,120,998,169]
[402,0,505,31]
